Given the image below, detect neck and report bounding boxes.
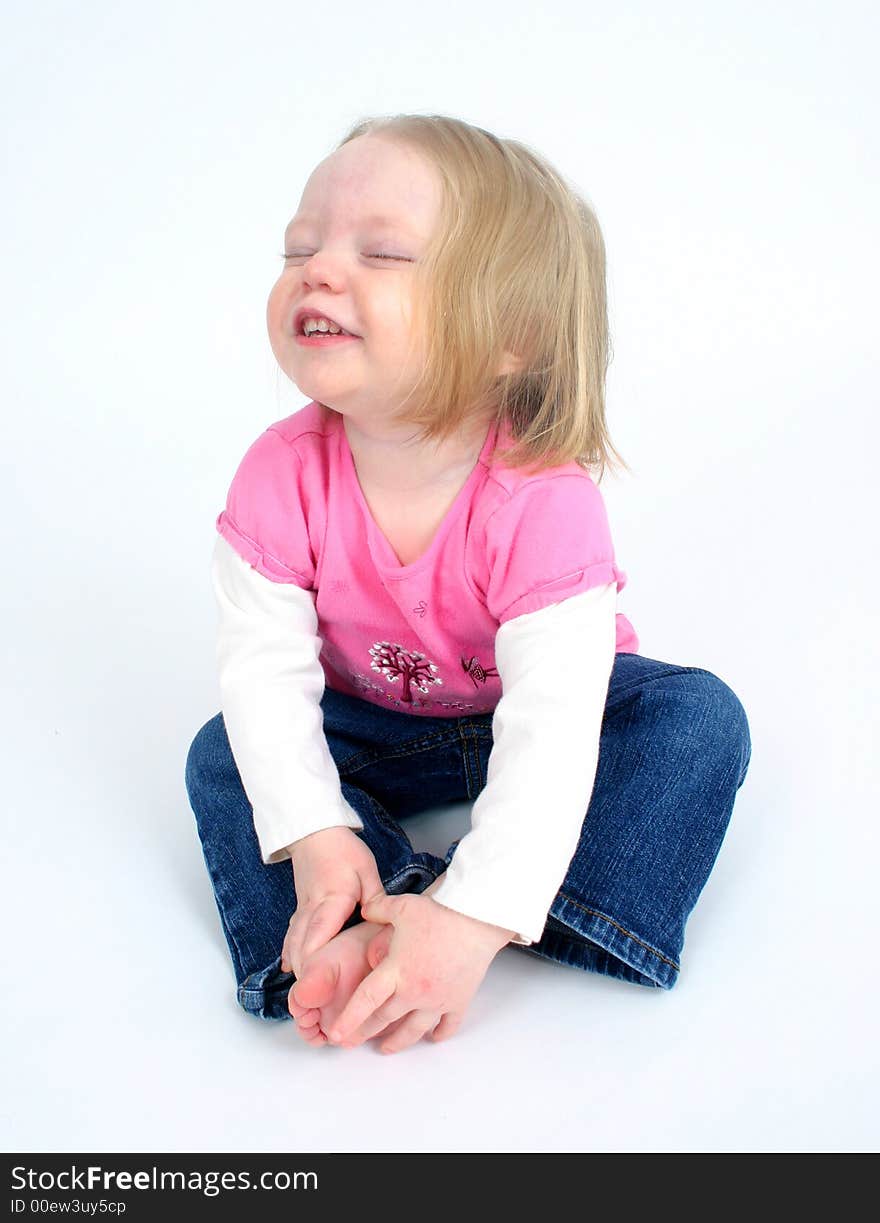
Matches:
[340,412,492,495]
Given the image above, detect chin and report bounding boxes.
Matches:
[286,372,334,401]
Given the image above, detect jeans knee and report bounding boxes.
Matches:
[686,669,751,788]
[184,712,226,805]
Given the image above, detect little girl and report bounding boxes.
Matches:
[185,112,751,1056]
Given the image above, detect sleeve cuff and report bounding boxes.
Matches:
[498,560,626,625]
[260,808,365,865]
[216,511,312,587]
[427,878,536,946]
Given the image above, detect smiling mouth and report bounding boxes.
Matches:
[295,313,359,338]
[295,331,360,346]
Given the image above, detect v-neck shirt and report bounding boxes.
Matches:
[215,399,638,718]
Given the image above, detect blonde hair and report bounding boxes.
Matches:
[333,112,631,482]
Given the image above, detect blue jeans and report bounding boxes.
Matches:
[184,652,751,1020]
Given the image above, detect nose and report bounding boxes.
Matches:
[301,248,347,293]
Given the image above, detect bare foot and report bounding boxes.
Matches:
[287,921,393,1048]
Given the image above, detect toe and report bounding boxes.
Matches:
[291,960,339,1012]
[292,1016,328,1046]
[287,987,313,1021]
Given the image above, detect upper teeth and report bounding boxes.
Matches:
[303,317,342,335]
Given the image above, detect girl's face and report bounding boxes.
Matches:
[267,134,442,425]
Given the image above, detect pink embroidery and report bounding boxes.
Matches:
[369,641,443,705]
[460,655,499,690]
[348,669,481,713]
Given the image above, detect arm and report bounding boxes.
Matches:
[427,580,619,945]
[211,532,364,864]
[319,584,619,1052]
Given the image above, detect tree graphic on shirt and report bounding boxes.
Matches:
[369,641,443,705]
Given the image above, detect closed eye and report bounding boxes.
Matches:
[279,252,412,262]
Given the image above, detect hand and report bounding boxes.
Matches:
[280,826,383,978]
[324,891,511,1055]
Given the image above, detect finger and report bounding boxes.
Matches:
[379,1010,443,1056]
[280,921,299,974]
[363,1012,410,1045]
[430,1012,464,1043]
[365,924,394,970]
[360,891,405,923]
[360,864,385,901]
[300,897,351,961]
[346,998,413,1046]
[282,908,311,974]
[325,968,396,1044]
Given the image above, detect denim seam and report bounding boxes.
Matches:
[358,790,416,844]
[457,722,480,798]
[338,729,467,777]
[195,834,252,986]
[556,892,681,973]
[218,902,250,986]
[604,664,716,716]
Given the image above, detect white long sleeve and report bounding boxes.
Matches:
[211,533,364,864]
[428,580,618,946]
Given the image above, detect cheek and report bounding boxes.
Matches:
[266,279,290,336]
[385,295,420,353]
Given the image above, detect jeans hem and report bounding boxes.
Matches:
[535,894,681,989]
[238,957,294,1021]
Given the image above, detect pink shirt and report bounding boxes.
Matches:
[215,399,639,719]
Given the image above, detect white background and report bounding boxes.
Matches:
[2,0,877,1153]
